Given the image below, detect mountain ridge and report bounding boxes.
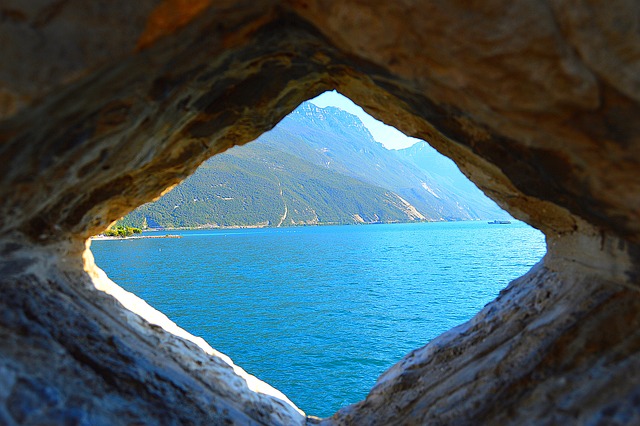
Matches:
[119,103,509,229]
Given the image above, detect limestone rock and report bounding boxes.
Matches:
[0,1,639,424]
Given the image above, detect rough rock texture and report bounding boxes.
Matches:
[0,0,639,424]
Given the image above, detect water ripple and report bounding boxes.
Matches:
[92,221,545,417]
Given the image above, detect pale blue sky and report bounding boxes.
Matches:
[308,90,420,150]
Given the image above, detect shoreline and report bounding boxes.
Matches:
[141,219,441,232]
[93,218,516,239]
[91,235,182,241]
[91,219,518,241]
[139,218,505,232]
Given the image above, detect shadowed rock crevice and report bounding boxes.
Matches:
[1,1,639,424]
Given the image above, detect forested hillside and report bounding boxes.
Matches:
[120,103,508,229]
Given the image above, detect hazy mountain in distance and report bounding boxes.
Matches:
[395,141,510,220]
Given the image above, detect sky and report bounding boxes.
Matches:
[308,90,421,150]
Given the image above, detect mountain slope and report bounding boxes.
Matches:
[120,103,508,229]
[259,103,507,220]
[395,141,510,220]
[121,143,426,228]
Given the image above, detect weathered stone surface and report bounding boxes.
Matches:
[0,0,639,424]
[0,238,305,425]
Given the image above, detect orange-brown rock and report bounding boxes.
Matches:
[0,1,639,424]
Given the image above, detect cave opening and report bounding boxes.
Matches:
[2,2,639,423]
[90,91,546,417]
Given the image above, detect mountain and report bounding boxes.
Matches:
[394,141,510,220]
[261,103,508,221]
[119,103,508,229]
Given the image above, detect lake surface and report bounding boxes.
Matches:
[91,221,545,417]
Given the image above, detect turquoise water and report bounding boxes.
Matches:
[91,221,545,417]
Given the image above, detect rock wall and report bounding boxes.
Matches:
[0,1,639,424]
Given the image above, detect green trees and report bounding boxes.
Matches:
[103,225,142,238]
